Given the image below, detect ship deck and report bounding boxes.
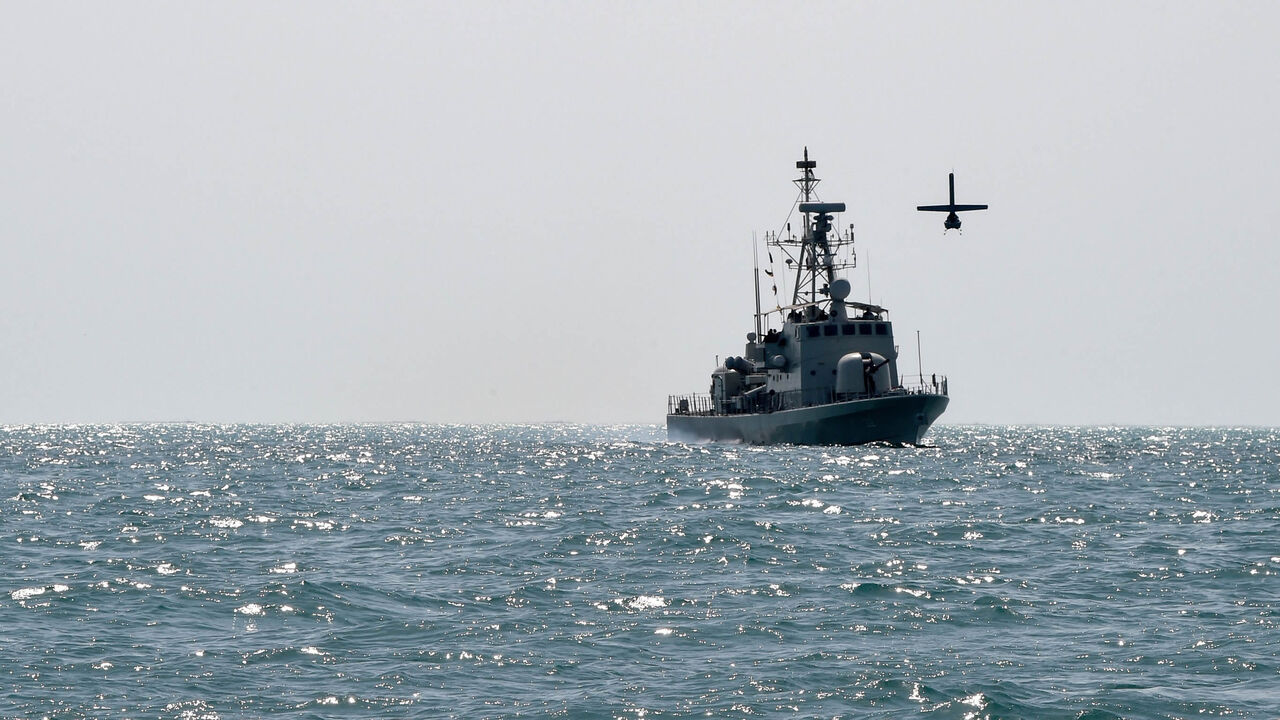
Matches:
[668,377,947,417]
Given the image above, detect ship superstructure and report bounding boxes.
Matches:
[666,150,949,445]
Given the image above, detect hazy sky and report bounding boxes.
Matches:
[3,2,1278,426]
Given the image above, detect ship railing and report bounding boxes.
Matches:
[899,374,949,397]
[669,376,947,417]
[667,388,833,416]
[668,394,716,415]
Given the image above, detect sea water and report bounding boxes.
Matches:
[2,424,1277,719]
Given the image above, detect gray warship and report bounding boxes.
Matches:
[666,150,949,445]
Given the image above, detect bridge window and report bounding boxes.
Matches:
[806,326,820,338]
[842,324,856,335]
[875,323,888,335]
[858,324,872,335]
[823,325,837,336]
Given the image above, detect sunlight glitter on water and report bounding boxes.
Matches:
[0,424,1277,718]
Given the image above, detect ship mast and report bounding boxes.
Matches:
[785,147,849,309]
[792,147,819,306]
[762,149,859,323]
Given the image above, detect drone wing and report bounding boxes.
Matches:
[951,204,988,212]
[916,204,951,212]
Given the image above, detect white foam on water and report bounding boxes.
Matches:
[11,586,45,601]
[624,595,668,610]
[293,519,335,531]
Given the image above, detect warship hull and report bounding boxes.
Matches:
[667,393,948,446]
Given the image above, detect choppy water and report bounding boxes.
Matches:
[2,424,1277,719]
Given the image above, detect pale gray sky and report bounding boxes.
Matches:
[2,2,1278,425]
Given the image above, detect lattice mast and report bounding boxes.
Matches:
[771,148,856,312]
[793,148,821,305]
